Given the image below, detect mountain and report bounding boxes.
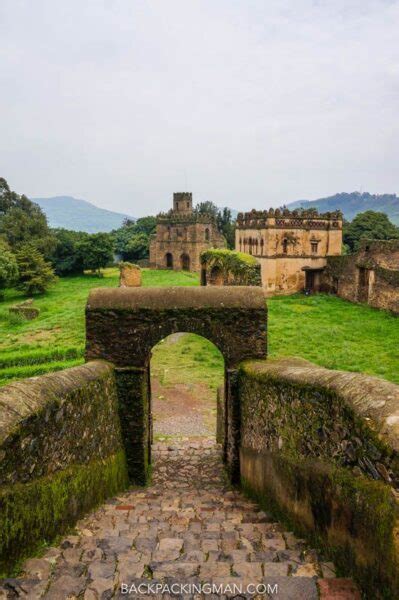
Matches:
[287,192,399,225]
[32,196,135,233]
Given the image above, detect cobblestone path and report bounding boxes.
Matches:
[1,440,360,600]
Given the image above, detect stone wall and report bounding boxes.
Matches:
[200,249,262,287]
[323,240,399,314]
[0,361,129,573]
[238,357,399,597]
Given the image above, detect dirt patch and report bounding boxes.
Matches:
[152,378,216,438]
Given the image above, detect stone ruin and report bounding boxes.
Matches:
[8,299,40,320]
[119,262,142,287]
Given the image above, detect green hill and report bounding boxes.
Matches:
[288,192,399,224]
[32,196,135,233]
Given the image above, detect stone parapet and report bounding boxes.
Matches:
[238,357,399,597]
[0,361,129,572]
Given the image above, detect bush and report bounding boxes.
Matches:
[16,245,57,295]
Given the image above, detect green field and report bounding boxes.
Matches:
[0,268,398,386]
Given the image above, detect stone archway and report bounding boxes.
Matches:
[86,287,267,484]
[165,253,173,269]
[181,253,190,271]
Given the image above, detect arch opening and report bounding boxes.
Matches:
[150,333,224,443]
[165,252,173,269]
[181,253,190,271]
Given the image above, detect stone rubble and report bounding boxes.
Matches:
[0,439,360,599]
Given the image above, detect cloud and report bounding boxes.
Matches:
[0,0,398,215]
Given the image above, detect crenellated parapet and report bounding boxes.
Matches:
[237,207,342,230]
[156,210,216,225]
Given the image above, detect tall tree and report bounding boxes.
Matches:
[76,233,113,274]
[344,211,399,252]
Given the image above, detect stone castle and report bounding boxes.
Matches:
[149,193,226,272]
[235,207,343,294]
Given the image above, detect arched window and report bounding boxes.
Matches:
[260,238,264,255]
[205,228,210,241]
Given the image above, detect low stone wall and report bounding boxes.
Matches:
[238,357,399,598]
[0,361,129,573]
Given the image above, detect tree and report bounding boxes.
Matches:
[217,207,236,249]
[16,244,57,295]
[0,177,56,257]
[76,233,113,274]
[195,201,219,220]
[0,241,18,299]
[124,233,150,261]
[344,211,399,252]
[49,229,88,276]
[112,216,156,261]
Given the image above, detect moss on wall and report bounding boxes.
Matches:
[0,362,129,573]
[238,357,399,598]
[0,450,128,575]
[200,249,262,286]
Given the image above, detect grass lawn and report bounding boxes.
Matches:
[0,268,398,386]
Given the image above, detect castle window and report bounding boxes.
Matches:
[187,201,189,208]
[205,228,210,241]
[311,241,319,254]
[282,239,288,254]
[260,238,264,255]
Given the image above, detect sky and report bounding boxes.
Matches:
[1,0,398,217]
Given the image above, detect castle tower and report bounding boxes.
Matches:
[173,192,193,214]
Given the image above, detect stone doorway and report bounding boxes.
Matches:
[181,253,190,271]
[165,253,173,269]
[85,287,267,485]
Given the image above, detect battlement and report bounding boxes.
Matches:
[237,207,342,230]
[156,211,216,224]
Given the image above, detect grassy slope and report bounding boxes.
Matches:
[0,269,398,385]
[0,269,199,385]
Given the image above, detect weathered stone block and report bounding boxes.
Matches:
[8,299,40,320]
[119,262,142,287]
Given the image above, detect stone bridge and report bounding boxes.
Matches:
[0,287,398,599]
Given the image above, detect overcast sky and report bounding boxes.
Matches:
[1,1,398,217]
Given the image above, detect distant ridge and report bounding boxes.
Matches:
[32,196,135,233]
[287,192,399,225]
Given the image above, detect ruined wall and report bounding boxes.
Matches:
[324,240,399,314]
[200,249,262,287]
[238,357,399,597]
[0,361,129,573]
